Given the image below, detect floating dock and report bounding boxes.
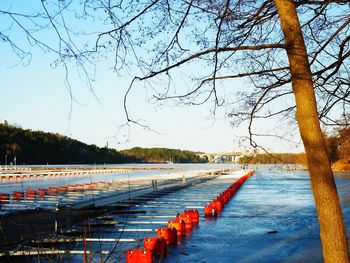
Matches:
[0,168,237,245]
[0,167,174,181]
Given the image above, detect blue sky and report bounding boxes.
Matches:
[0,1,304,153]
[1,48,303,153]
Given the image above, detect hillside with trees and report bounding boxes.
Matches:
[238,153,306,165]
[0,124,206,165]
[236,126,350,170]
[121,147,207,163]
[0,124,139,165]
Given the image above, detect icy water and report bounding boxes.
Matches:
[1,164,350,262]
[165,168,350,263]
[56,167,350,262]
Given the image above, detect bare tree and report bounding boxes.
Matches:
[1,0,350,262]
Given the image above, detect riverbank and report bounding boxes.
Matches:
[332,158,350,172]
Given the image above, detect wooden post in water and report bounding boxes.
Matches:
[83,223,87,263]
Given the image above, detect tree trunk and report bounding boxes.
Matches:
[273,0,349,262]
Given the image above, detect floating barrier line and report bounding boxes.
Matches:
[126,170,255,263]
[204,170,255,217]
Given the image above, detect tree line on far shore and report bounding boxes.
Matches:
[121,147,207,163]
[1,123,348,167]
[237,126,350,168]
[0,124,206,165]
[0,124,138,164]
[238,152,307,165]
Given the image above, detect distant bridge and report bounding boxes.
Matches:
[197,150,251,163]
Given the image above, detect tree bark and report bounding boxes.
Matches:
[273,0,349,262]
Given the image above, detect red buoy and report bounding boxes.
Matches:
[58,186,67,193]
[12,191,23,201]
[37,188,47,198]
[144,237,167,257]
[204,205,218,217]
[0,193,10,202]
[48,187,58,194]
[184,209,199,224]
[126,249,152,263]
[26,189,36,199]
[157,227,178,245]
[178,213,193,229]
[168,219,186,236]
[210,200,223,213]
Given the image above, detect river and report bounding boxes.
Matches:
[1,164,349,262]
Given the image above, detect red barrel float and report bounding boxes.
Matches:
[48,187,58,194]
[144,237,167,257]
[12,191,23,201]
[178,214,193,229]
[37,188,47,197]
[26,189,36,199]
[220,191,231,204]
[126,249,152,263]
[184,209,199,224]
[157,227,177,245]
[58,186,67,193]
[207,200,223,214]
[204,204,218,217]
[168,219,185,236]
[0,193,10,202]
[228,184,239,195]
